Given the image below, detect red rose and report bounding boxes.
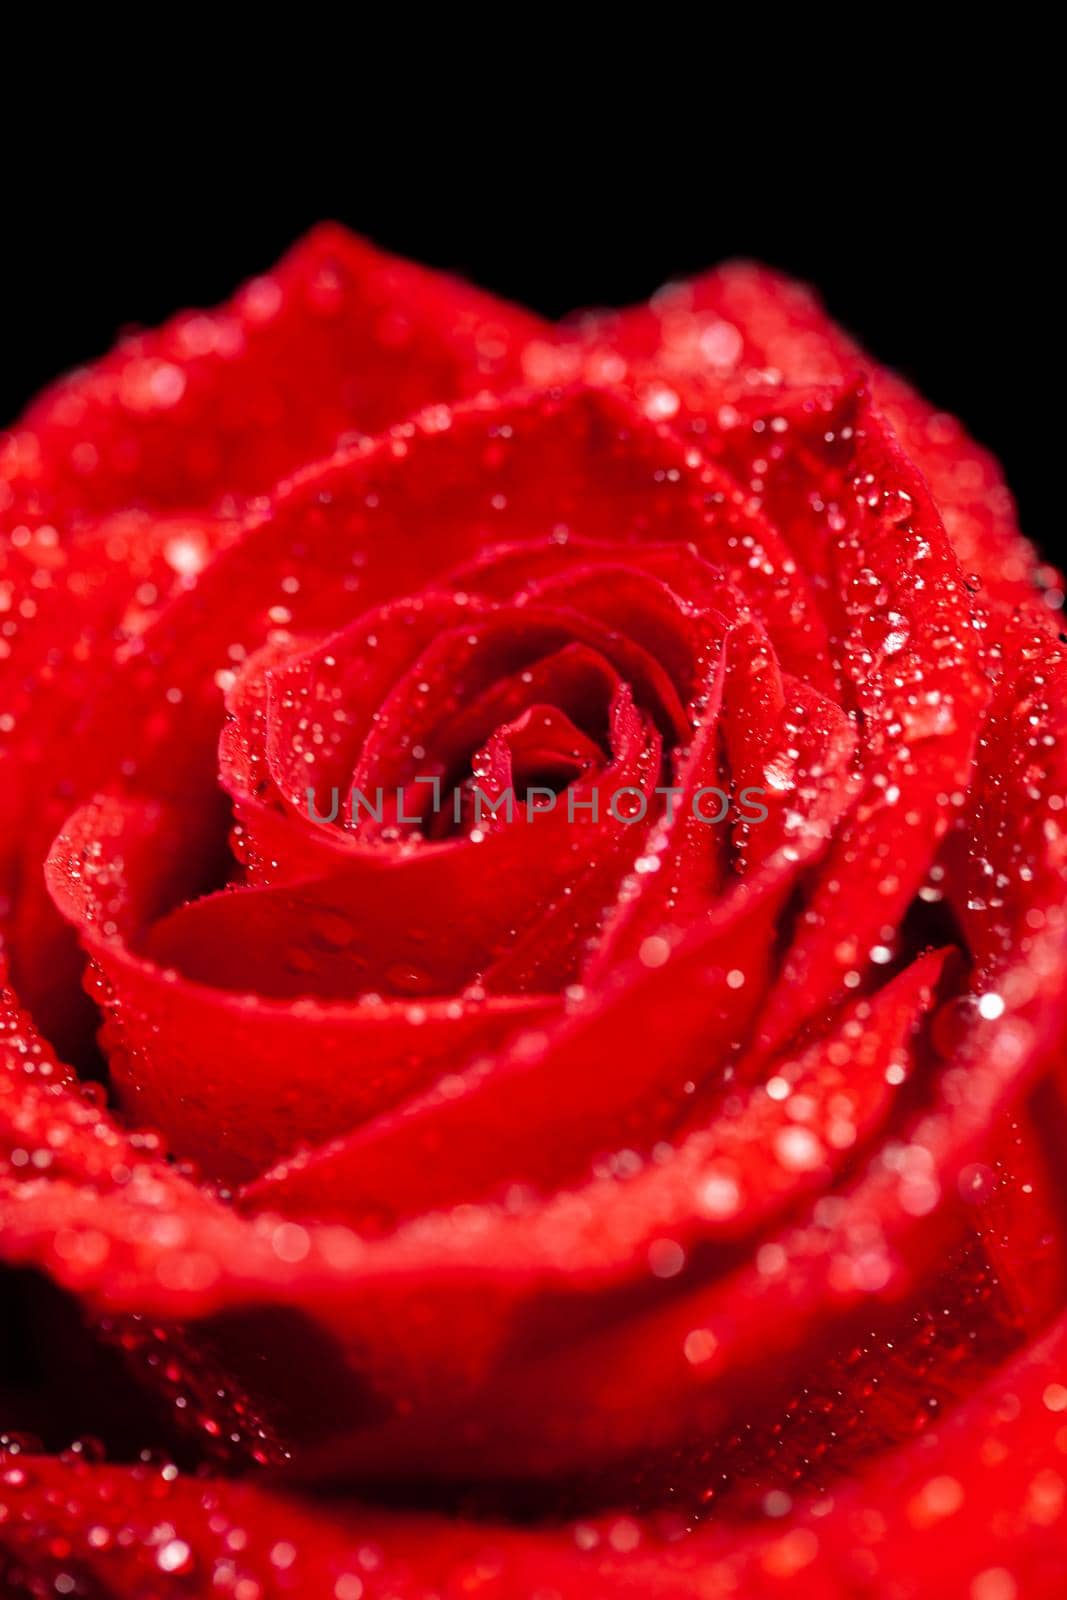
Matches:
[2,226,1066,1596]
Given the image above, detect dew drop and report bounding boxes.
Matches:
[157,1539,193,1575]
[309,910,355,949]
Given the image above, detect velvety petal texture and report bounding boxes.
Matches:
[2,227,1065,1598]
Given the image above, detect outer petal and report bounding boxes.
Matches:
[557,259,1051,613]
[1,226,543,1054]
[4,1312,1067,1597]
[2,221,542,522]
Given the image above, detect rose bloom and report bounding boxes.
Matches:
[1,226,1066,1597]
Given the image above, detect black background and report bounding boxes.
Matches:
[2,120,1057,555]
